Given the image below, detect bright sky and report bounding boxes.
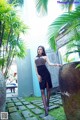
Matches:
[22,0,63,49]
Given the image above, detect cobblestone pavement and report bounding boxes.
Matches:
[6,94,63,120]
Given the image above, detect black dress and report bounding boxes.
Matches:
[35,56,52,90]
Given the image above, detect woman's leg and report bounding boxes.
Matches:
[41,89,48,116]
[46,82,51,109]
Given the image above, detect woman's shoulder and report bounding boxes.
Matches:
[42,55,47,59]
[34,56,38,60]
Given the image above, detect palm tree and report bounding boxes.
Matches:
[0,0,27,77]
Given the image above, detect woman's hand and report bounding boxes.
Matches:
[38,75,42,82]
[56,64,62,67]
[54,64,62,67]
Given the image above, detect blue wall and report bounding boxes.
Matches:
[17,49,34,97]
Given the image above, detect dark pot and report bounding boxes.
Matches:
[0,71,6,112]
[59,61,80,120]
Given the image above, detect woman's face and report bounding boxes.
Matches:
[37,47,43,55]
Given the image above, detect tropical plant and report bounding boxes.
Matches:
[35,0,80,61]
[35,0,75,14]
[35,0,48,15]
[0,0,28,77]
[48,6,80,54]
[7,0,24,6]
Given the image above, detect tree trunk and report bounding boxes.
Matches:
[0,71,6,112]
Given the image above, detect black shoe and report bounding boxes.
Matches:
[45,112,48,116]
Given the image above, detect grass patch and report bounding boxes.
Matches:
[24,96,42,102]
[49,106,66,120]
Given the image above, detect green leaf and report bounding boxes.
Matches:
[76,64,80,69]
[35,0,48,15]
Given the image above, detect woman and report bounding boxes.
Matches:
[35,46,61,116]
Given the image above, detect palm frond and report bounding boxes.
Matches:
[48,36,57,51]
[35,0,48,15]
[76,64,80,69]
[48,6,80,50]
[66,50,80,54]
[58,0,74,11]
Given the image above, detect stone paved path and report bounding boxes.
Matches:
[6,94,62,120]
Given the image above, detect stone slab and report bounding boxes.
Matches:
[39,114,55,120]
[18,106,27,111]
[39,114,45,118]
[6,98,11,100]
[22,101,30,105]
[6,99,12,103]
[10,112,23,120]
[32,102,43,107]
[49,103,54,106]
[49,105,59,110]
[37,103,43,106]
[7,103,14,107]
[19,99,26,102]
[26,104,36,109]
[32,100,42,102]
[38,103,53,109]
[50,99,59,103]
[39,105,44,109]
[22,110,33,118]
[31,108,43,114]
[12,98,19,101]
[12,98,20,103]
[31,100,42,104]
[26,117,38,120]
[15,102,22,106]
[54,99,60,101]
[53,101,62,104]
[33,102,42,105]
[43,115,56,120]
[9,107,17,113]
[17,97,23,100]
[12,99,20,102]
[53,95,61,99]
[50,98,56,101]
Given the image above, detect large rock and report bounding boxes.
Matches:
[0,71,6,112]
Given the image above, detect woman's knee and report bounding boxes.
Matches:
[47,88,51,93]
[41,89,45,95]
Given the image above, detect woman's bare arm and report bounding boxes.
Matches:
[34,61,42,82]
[34,63,39,77]
[45,56,62,67]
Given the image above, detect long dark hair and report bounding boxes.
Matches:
[36,46,46,57]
